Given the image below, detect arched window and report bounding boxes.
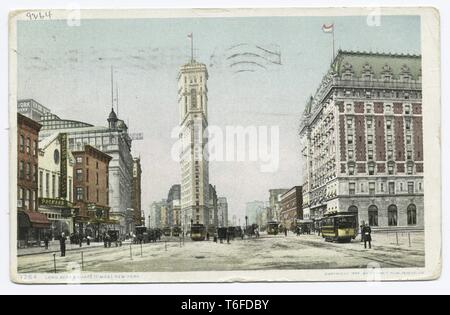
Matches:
[368,205,378,227]
[407,204,417,226]
[388,205,398,226]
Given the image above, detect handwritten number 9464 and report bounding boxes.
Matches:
[26,11,52,21]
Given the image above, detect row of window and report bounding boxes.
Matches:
[353,204,418,227]
[19,135,38,156]
[348,181,421,195]
[75,168,102,185]
[18,161,37,182]
[348,163,416,176]
[75,186,102,203]
[345,103,415,114]
[17,187,37,211]
[38,171,73,202]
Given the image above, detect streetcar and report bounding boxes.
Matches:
[163,226,171,237]
[217,227,228,241]
[266,221,279,235]
[172,226,182,237]
[321,213,357,243]
[190,224,206,241]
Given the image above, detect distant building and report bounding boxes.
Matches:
[150,200,167,228]
[217,197,228,227]
[208,184,218,229]
[167,185,181,227]
[72,145,112,239]
[245,201,265,225]
[17,114,50,246]
[37,133,75,237]
[300,50,423,229]
[280,186,303,230]
[17,99,51,122]
[132,158,143,227]
[268,189,289,222]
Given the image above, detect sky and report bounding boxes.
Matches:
[16,14,421,222]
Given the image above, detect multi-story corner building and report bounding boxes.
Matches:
[167,185,181,227]
[132,158,143,227]
[36,107,134,234]
[268,189,289,222]
[245,201,265,225]
[37,133,75,237]
[300,50,423,229]
[280,186,303,230]
[178,58,210,230]
[17,114,50,246]
[72,145,112,238]
[217,197,229,227]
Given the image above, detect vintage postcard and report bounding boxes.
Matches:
[9,7,441,283]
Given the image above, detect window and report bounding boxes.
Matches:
[34,140,38,156]
[407,151,412,160]
[86,169,89,182]
[39,171,43,197]
[76,187,83,200]
[46,173,50,197]
[407,164,413,175]
[347,135,353,145]
[367,118,372,129]
[361,183,364,193]
[69,179,72,202]
[346,104,352,112]
[367,135,373,145]
[96,173,99,185]
[380,183,384,192]
[26,138,31,154]
[26,163,31,180]
[368,164,375,175]
[96,162,99,169]
[407,204,417,225]
[76,169,83,181]
[97,189,99,203]
[19,135,24,152]
[405,119,411,130]
[19,161,24,179]
[388,150,393,160]
[348,164,355,175]
[405,105,411,114]
[389,182,395,195]
[86,186,89,200]
[76,157,83,164]
[388,205,398,226]
[33,164,37,183]
[408,182,414,194]
[348,150,354,160]
[25,189,30,210]
[191,89,197,108]
[406,135,412,145]
[386,120,392,130]
[368,150,374,160]
[369,182,376,195]
[86,157,89,165]
[52,175,56,198]
[368,205,379,227]
[347,118,353,128]
[400,183,403,191]
[349,183,356,195]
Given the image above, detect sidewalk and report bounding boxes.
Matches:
[17,240,131,257]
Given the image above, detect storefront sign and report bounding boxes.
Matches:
[59,133,68,198]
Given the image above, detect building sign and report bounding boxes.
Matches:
[59,133,68,198]
[39,197,73,208]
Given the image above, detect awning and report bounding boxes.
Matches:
[18,211,51,229]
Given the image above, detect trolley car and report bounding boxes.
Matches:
[266,221,279,235]
[172,226,182,237]
[163,226,171,237]
[190,224,206,241]
[321,214,357,243]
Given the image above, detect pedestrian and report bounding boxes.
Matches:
[59,232,66,257]
[363,224,372,249]
[226,231,230,244]
[44,234,49,250]
[360,224,365,242]
[206,232,210,241]
[86,235,91,246]
[103,233,108,248]
[79,233,83,248]
[284,227,288,237]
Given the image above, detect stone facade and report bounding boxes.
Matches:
[217,197,229,228]
[132,158,143,227]
[280,186,303,229]
[300,50,423,230]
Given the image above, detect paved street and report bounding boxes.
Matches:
[17,232,424,273]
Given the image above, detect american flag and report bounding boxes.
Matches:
[322,23,334,33]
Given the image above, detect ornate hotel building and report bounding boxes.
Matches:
[300,50,423,230]
[177,59,210,230]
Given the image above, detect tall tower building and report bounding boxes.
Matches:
[178,54,210,230]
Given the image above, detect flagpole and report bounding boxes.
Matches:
[332,22,335,61]
[190,33,194,62]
